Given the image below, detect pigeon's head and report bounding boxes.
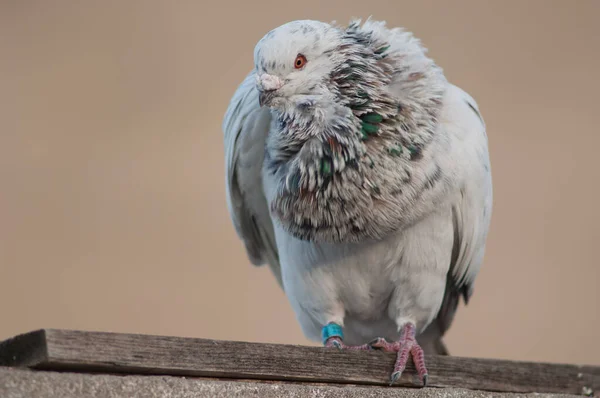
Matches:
[253,20,342,109]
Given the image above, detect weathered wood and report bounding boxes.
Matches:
[0,367,580,398]
[0,329,598,396]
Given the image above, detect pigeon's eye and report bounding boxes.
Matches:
[294,54,307,69]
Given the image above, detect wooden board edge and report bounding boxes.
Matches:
[1,329,598,396]
[0,329,49,367]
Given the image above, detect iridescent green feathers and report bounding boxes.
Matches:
[360,112,383,140]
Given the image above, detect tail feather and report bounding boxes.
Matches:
[418,322,450,356]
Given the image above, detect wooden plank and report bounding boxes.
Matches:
[0,329,598,396]
[0,367,580,398]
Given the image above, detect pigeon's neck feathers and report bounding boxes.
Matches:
[266,19,448,243]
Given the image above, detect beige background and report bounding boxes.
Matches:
[1,0,598,366]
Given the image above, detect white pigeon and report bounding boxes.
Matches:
[223,18,492,386]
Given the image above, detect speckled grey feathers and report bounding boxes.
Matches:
[261,20,448,244]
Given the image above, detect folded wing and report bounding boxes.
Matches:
[223,71,282,286]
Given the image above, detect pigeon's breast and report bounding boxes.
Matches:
[269,204,452,346]
[275,224,408,342]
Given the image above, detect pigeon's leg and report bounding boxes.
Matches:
[370,323,428,386]
[321,322,371,350]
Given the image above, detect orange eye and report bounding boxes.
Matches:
[294,54,307,69]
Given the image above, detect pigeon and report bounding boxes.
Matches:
[223,18,492,386]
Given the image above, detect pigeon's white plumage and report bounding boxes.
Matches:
[223,18,492,383]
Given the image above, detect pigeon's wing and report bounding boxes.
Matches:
[223,71,282,287]
[422,84,493,354]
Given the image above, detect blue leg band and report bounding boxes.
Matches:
[321,322,344,345]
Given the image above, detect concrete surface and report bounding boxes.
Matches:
[0,367,579,398]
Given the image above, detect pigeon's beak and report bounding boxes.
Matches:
[256,73,283,107]
[258,90,276,107]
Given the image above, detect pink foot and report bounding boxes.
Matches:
[369,324,428,386]
[324,336,371,351]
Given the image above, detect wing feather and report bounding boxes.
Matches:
[223,71,282,286]
[424,85,493,351]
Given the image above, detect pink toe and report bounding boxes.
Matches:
[411,343,429,380]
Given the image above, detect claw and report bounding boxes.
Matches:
[324,336,343,349]
[390,371,402,386]
[368,337,387,348]
[422,374,428,387]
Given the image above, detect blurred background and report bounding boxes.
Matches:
[1,0,598,366]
